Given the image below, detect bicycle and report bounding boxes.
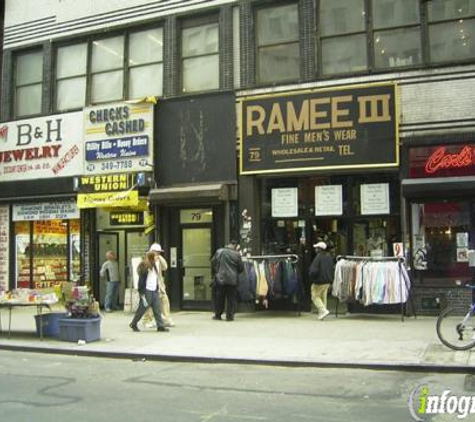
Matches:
[436,284,475,351]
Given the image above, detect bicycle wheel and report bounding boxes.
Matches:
[436,306,475,351]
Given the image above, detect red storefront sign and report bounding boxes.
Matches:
[409,144,475,178]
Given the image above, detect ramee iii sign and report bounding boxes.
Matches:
[239,83,398,174]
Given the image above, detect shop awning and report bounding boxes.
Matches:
[148,183,237,205]
[401,176,475,199]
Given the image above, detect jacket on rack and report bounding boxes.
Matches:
[308,251,335,285]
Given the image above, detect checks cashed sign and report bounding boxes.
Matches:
[0,112,83,181]
[84,102,154,174]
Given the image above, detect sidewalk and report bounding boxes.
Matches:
[0,307,474,372]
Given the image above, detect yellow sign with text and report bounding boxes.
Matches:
[77,191,139,209]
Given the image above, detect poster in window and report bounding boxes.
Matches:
[272,188,298,217]
[361,183,390,215]
[315,185,343,216]
[457,232,469,248]
[457,248,469,263]
[0,205,9,292]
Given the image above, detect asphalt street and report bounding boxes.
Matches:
[0,350,473,422]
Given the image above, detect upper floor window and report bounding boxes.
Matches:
[55,27,164,111]
[428,0,475,63]
[15,51,43,117]
[372,0,422,69]
[319,0,367,75]
[181,21,219,92]
[56,43,87,111]
[128,28,164,99]
[91,35,125,104]
[256,3,300,84]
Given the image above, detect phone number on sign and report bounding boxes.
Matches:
[101,160,133,171]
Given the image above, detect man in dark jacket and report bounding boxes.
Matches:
[211,240,244,321]
[308,241,335,320]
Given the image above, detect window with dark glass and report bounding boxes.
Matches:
[256,3,300,84]
[428,0,475,63]
[411,201,474,287]
[15,50,43,117]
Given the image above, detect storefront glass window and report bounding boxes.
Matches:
[261,174,400,257]
[411,201,473,286]
[15,221,32,289]
[15,219,80,290]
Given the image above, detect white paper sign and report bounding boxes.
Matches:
[0,112,84,181]
[315,185,343,216]
[272,188,298,217]
[13,201,79,221]
[361,183,390,215]
[0,206,9,291]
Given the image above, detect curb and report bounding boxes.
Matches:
[1,343,475,374]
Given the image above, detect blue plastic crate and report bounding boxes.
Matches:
[35,312,67,338]
[58,317,101,342]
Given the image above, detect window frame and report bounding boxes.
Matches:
[180,14,220,94]
[255,2,301,85]
[53,23,165,112]
[14,48,44,119]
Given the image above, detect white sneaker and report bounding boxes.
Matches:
[145,322,156,328]
[318,310,330,320]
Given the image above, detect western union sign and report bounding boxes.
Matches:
[78,173,135,193]
[77,190,139,209]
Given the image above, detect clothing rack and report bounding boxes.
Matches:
[334,255,416,321]
[241,253,302,315]
[244,253,299,263]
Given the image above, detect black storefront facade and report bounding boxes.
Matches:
[149,93,238,311]
[238,82,403,311]
[401,135,475,314]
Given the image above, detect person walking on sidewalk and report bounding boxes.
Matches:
[129,251,169,332]
[309,241,335,320]
[142,243,174,328]
[100,250,120,312]
[211,240,244,321]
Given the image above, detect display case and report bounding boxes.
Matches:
[14,219,80,290]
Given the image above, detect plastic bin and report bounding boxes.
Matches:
[58,317,101,342]
[35,312,67,338]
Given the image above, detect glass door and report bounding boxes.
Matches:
[181,227,212,306]
[97,232,119,307]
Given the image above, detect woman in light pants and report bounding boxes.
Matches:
[143,244,175,328]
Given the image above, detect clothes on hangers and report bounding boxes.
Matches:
[332,258,410,305]
[237,257,303,304]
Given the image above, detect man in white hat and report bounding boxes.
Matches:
[308,241,335,320]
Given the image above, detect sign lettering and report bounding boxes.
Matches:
[240,84,398,174]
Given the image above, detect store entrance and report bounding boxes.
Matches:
[96,229,149,308]
[97,232,119,307]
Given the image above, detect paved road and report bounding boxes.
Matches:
[1,350,474,421]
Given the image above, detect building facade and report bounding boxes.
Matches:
[0,0,474,314]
